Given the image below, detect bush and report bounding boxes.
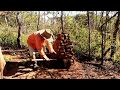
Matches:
[0,26,28,49]
[0,28,17,48]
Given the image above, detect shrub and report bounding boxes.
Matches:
[0,26,28,49]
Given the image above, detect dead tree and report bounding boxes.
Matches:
[110,11,120,60]
[16,11,25,49]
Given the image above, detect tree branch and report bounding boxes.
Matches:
[100,12,118,29]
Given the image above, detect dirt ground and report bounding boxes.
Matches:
[2,49,120,79]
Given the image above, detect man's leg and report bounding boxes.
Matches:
[28,45,35,59]
[28,46,38,68]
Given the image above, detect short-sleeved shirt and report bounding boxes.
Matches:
[27,33,46,51]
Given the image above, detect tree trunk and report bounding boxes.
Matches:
[4,15,9,26]
[52,11,55,25]
[100,11,110,64]
[87,11,91,61]
[61,11,64,33]
[95,11,98,29]
[37,11,40,31]
[90,11,94,30]
[99,12,118,58]
[16,11,25,49]
[104,11,110,56]
[110,11,120,60]
[98,11,104,30]
[100,11,104,65]
[43,11,46,28]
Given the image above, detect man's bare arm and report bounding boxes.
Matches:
[39,47,49,60]
[47,41,56,54]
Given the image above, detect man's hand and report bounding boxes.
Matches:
[47,42,57,54]
[39,47,50,61]
[44,57,50,61]
[50,50,57,54]
[42,54,50,61]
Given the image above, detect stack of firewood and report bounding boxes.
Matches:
[57,33,74,68]
[57,33,74,59]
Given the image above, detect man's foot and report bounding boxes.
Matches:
[33,63,39,71]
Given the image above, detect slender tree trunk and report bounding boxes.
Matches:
[99,12,118,58]
[16,11,25,49]
[95,11,97,30]
[52,11,55,25]
[100,11,110,64]
[43,11,46,28]
[104,11,110,56]
[91,11,94,30]
[110,11,120,60]
[98,11,104,30]
[37,11,40,31]
[4,15,9,26]
[87,11,91,61]
[61,11,64,33]
[100,11,104,65]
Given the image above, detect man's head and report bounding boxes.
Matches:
[38,29,53,42]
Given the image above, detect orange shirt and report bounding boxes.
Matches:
[27,33,45,51]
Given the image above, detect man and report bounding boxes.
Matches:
[27,29,56,61]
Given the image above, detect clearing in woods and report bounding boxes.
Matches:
[2,48,120,79]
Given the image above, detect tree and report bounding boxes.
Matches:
[87,11,91,61]
[37,11,40,31]
[110,11,120,60]
[98,11,118,61]
[16,11,25,48]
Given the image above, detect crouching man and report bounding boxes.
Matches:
[27,29,56,61]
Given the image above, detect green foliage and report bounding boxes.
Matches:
[21,33,28,48]
[0,27,17,48]
[74,14,88,28]
[0,25,27,49]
